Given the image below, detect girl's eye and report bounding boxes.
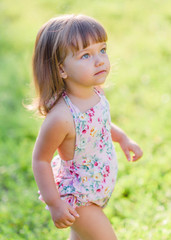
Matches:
[81,53,90,59]
[101,48,106,54]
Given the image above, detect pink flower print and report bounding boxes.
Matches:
[104,135,109,142]
[98,139,104,150]
[70,165,75,171]
[96,185,103,192]
[99,144,103,149]
[75,145,78,151]
[88,108,95,117]
[82,158,91,166]
[83,160,86,164]
[105,165,110,173]
[98,117,102,124]
[82,129,86,134]
[82,125,89,134]
[94,162,98,166]
[87,109,94,123]
[88,117,92,123]
[75,173,79,179]
[101,127,107,137]
[102,165,110,177]
[59,183,64,188]
[56,181,60,186]
[52,161,56,167]
[102,178,106,183]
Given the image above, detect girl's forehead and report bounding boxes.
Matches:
[69,35,106,53]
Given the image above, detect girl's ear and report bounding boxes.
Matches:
[59,64,67,79]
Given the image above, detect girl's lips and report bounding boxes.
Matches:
[94,70,106,75]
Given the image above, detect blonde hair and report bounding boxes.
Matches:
[31,14,107,116]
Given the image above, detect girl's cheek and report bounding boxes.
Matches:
[106,59,111,72]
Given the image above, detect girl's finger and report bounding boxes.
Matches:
[68,205,80,218]
[123,149,131,161]
[55,222,68,229]
[65,220,74,226]
[132,148,143,161]
[66,213,75,223]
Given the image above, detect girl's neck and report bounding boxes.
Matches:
[66,85,95,99]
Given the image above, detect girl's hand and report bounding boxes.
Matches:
[48,199,80,229]
[119,137,143,162]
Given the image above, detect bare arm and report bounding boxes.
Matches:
[111,123,143,161]
[32,113,67,206]
[32,110,79,228]
[110,122,128,143]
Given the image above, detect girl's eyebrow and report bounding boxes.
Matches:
[76,42,107,55]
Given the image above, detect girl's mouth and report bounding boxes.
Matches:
[94,70,106,76]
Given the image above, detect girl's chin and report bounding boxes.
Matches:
[94,77,106,85]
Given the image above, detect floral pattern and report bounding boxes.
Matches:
[39,89,118,209]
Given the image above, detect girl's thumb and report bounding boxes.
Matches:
[69,205,80,218]
[124,150,131,161]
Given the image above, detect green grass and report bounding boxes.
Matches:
[0,0,171,239]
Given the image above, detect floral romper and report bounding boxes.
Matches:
[39,89,118,209]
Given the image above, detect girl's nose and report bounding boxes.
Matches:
[94,55,104,67]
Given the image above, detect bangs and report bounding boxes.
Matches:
[63,16,107,53]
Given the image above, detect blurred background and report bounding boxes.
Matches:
[0,0,171,239]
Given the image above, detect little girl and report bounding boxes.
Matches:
[31,14,143,240]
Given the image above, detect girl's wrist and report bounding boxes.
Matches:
[118,133,130,145]
[47,197,62,209]
[111,123,130,144]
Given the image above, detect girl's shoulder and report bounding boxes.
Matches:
[35,98,75,155]
[42,97,73,133]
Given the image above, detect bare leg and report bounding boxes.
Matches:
[71,204,118,240]
[68,228,81,240]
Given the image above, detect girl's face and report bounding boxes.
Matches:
[60,38,110,90]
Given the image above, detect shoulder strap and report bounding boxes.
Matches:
[94,87,104,97]
[62,91,80,120]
